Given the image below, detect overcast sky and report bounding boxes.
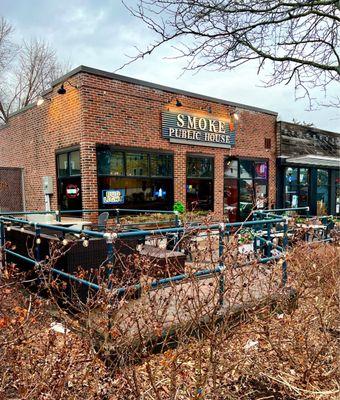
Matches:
[2,0,339,132]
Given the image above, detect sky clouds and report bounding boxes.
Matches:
[2,0,339,131]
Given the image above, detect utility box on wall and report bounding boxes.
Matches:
[42,176,53,195]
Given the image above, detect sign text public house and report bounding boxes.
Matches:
[162,111,236,148]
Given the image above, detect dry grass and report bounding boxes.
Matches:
[0,240,339,399]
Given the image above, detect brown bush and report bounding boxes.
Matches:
[0,238,339,399]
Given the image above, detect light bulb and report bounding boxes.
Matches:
[36,237,41,244]
[37,97,45,106]
[20,227,25,232]
[62,239,68,246]
[82,239,89,247]
[6,226,11,231]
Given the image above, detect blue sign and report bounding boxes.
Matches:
[102,189,125,205]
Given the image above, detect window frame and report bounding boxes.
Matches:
[223,157,269,220]
[186,154,214,179]
[97,147,174,179]
[56,148,81,179]
[284,166,311,209]
[186,154,215,212]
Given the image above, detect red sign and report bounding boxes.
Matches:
[66,184,80,199]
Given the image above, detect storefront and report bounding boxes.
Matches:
[0,65,279,220]
[276,122,340,216]
[224,158,269,221]
[96,146,174,210]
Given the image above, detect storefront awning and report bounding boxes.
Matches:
[283,155,340,168]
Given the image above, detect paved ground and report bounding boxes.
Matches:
[85,257,282,353]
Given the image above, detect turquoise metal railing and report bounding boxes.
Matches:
[0,213,287,305]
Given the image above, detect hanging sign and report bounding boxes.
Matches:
[162,111,236,148]
[102,189,125,205]
[66,184,80,199]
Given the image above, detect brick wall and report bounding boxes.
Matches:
[0,69,277,218]
[0,77,83,211]
[80,73,277,217]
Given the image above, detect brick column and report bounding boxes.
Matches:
[268,157,276,208]
[214,152,224,219]
[80,142,98,217]
[173,148,186,207]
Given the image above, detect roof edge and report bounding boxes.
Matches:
[278,120,340,137]
[50,65,278,116]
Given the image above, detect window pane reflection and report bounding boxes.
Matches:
[57,153,68,177]
[126,153,149,177]
[187,156,213,178]
[224,159,238,178]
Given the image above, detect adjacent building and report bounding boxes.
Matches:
[276,121,340,216]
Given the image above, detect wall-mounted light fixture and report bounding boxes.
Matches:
[57,84,67,95]
[176,99,182,107]
[36,95,51,107]
[232,112,239,121]
[56,80,79,95]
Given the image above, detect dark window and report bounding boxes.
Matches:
[57,153,68,177]
[187,156,213,178]
[69,150,81,175]
[284,167,310,210]
[150,154,173,177]
[56,149,82,211]
[57,150,81,178]
[186,156,214,211]
[126,153,149,177]
[335,169,340,216]
[98,177,173,210]
[224,158,268,221]
[97,150,124,176]
[264,138,271,149]
[97,148,174,210]
[316,169,329,215]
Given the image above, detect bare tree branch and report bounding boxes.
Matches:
[0,17,66,124]
[123,0,340,106]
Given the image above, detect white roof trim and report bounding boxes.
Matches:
[285,155,340,168]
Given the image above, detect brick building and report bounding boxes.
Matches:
[0,66,278,221]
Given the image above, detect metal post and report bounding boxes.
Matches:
[218,224,225,307]
[56,210,61,222]
[106,233,116,289]
[174,211,179,228]
[266,222,271,257]
[282,221,288,286]
[116,209,120,225]
[0,221,5,272]
[253,212,258,254]
[0,221,4,248]
[35,226,41,262]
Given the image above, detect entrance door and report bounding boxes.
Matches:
[56,149,82,212]
[58,177,82,211]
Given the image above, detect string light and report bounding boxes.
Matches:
[62,238,68,246]
[36,237,41,244]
